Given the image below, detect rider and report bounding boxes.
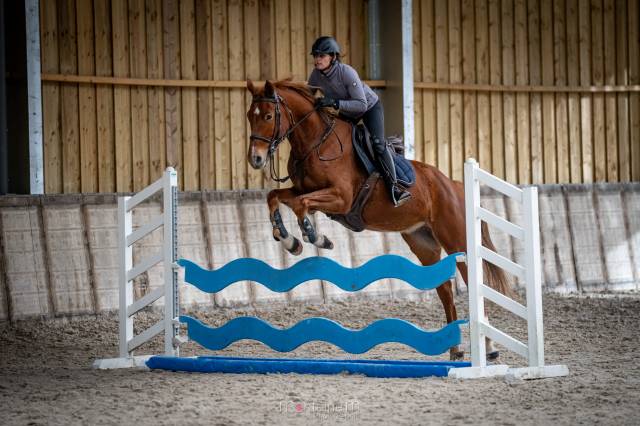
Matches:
[307,36,411,206]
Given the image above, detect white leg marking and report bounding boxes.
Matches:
[401,221,425,233]
[280,234,295,251]
[486,338,497,354]
[313,235,326,248]
[485,314,497,354]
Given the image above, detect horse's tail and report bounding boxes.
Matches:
[480,221,515,298]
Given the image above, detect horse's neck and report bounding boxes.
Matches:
[289,113,352,160]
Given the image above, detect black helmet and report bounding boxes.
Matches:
[310,36,341,56]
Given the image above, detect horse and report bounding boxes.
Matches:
[245,78,511,361]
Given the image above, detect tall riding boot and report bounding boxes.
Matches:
[376,141,412,206]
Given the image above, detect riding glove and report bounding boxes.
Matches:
[316,97,339,109]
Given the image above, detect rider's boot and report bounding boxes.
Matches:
[374,139,411,207]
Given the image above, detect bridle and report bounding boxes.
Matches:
[249,91,342,182]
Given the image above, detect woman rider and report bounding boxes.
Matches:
[307,36,411,206]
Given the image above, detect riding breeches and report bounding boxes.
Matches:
[361,101,385,153]
[359,100,411,205]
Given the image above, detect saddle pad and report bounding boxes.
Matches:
[394,153,415,187]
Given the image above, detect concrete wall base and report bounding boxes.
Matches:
[1,183,638,321]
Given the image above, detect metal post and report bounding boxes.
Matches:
[401,0,414,160]
[25,0,43,194]
[367,0,381,81]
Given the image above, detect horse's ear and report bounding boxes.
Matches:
[246,79,257,95]
[264,80,276,98]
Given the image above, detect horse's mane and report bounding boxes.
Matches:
[273,79,317,104]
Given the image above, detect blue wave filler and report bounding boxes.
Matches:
[166,254,470,378]
[180,316,467,356]
[146,356,472,378]
[178,252,463,294]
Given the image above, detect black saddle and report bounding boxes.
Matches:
[351,124,415,186]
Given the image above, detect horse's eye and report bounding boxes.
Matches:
[265,113,273,121]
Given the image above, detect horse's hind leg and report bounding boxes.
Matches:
[401,227,464,361]
[450,260,500,361]
[267,189,303,255]
[433,225,500,361]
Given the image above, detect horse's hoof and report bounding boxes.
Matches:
[320,237,334,250]
[450,351,465,361]
[486,351,500,361]
[287,237,303,256]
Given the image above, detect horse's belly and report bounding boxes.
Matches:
[360,190,425,232]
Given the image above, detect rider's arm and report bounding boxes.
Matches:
[336,66,367,115]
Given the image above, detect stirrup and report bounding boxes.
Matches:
[392,187,411,207]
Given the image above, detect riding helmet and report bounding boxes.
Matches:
[310,36,341,56]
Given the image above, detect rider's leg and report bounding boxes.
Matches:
[362,102,411,206]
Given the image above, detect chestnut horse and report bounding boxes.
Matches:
[245,79,510,361]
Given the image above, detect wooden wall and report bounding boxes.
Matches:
[413,0,640,184]
[40,0,639,194]
[40,0,367,193]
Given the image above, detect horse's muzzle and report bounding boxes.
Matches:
[249,153,266,169]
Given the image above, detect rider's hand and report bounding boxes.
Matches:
[315,97,339,109]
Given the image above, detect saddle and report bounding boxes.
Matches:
[327,124,415,232]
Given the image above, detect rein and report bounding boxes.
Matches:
[249,92,343,183]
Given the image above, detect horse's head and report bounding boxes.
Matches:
[245,79,284,170]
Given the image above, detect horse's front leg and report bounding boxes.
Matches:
[297,215,334,250]
[288,187,351,251]
[267,189,303,255]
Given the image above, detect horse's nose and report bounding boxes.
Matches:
[250,154,265,169]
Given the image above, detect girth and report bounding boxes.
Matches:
[326,172,380,232]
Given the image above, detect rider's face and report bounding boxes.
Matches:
[314,53,333,71]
